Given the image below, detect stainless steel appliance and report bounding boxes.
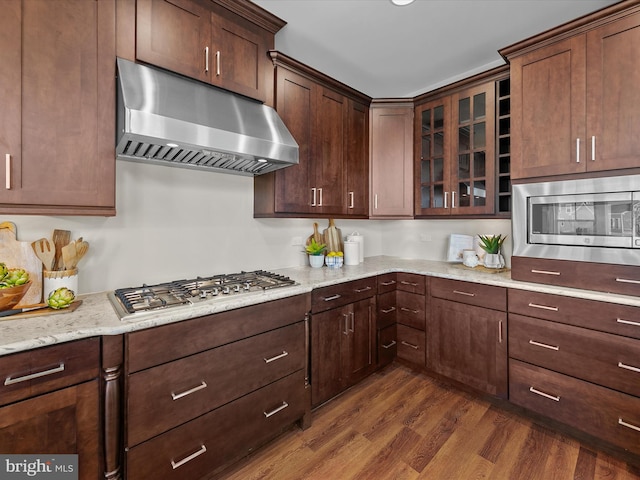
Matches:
[109,270,297,321]
[512,174,640,266]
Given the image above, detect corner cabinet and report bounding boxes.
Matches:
[0,0,116,215]
[254,52,371,219]
[135,0,284,103]
[502,1,640,180]
[414,66,508,217]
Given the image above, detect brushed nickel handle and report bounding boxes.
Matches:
[264,351,288,364]
[591,135,596,161]
[498,320,503,343]
[529,339,559,351]
[354,286,372,293]
[618,418,640,432]
[576,138,580,163]
[215,50,220,76]
[204,47,209,73]
[400,281,418,287]
[618,361,640,374]
[349,311,355,333]
[381,306,396,314]
[528,302,559,312]
[343,313,349,335]
[400,307,419,314]
[323,294,341,302]
[311,188,317,206]
[617,318,640,327]
[374,193,378,209]
[444,191,448,209]
[318,188,323,206]
[615,277,640,285]
[5,154,10,189]
[171,381,207,401]
[380,280,396,286]
[529,386,560,402]
[451,190,456,209]
[401,340,419,350]
[348,191,354,209]
[264,401,289,418]
[531,269,561,276]
[171,444,206,469]
[453,290,475,297]
[382,340,397,349]
[4,363,65,385]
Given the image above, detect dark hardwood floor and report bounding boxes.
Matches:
[221,363,640,480]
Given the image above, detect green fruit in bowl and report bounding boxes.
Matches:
[47,287,75,309]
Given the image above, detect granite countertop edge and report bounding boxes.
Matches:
[1,255,638,356]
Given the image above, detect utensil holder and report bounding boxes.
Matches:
[43,269,78,298]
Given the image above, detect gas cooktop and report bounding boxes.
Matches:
[108,270,297,320]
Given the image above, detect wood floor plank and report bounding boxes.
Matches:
[574,447,597,480]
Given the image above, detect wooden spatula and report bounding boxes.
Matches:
[52,229,71,271]
[61,242,78,271]
[31,238,55,271]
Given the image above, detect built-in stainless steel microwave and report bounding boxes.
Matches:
[512,175,640,266]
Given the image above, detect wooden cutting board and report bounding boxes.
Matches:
[0,222,43,306]
[0,300,82,322]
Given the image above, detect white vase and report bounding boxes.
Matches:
[309,254,325,268]
[483,253,505,269]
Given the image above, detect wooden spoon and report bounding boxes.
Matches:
[52,229,71,270]
[31,238,55,271]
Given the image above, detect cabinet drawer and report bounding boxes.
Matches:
[396,291,426,330]
[127,322,305,446]
[396,273,426,294]
[127,370,305,480]
[377,291,397,329]
[378,324,397,367]
[510,359,640,456]
[431,277,506,311]
[127,293,310,372]
[377,273,397,294]
[312,277,377,313]
[0,338,100,407]
[511,256,640,297]
[508,289,640,340]
[509,314,640,397]
[397,324,425,366]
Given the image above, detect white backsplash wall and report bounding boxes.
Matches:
[3,161,511,294]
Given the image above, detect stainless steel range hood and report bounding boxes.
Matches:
[116,58,298,176]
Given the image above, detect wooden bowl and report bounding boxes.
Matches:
[0,282,32,311]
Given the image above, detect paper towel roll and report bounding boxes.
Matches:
[346,232,364,262]
[343,240,360,266]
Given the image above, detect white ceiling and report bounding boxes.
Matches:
[253,0,619,98]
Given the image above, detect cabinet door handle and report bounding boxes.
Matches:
[401,340,419,350]
[576,138,580,163]
[311,188,317,206]
[204,47,209,73]
[444,191,448,209]
[453,290,475,297]
[5,154,10,190]
[528,302,559,312]
[531,269,561,276]
[451,191,456,209]
[382,340,397,349]
[350,311,355,333]
[529,386,560,402]
[354,286,372,293]
[263,401,289,418]
[498,320,503,343]
[215,50,221,76]
[615,277,640,285]
[264,351,288,364]
[618,418,640,432]
[380,280,396,286]
[4,363,65,385]
[318,188,323,206]
[529,339,559,351]
[323,294,341,302]
[171,381,207,401]
[374,194,378,209]
[618,361,640,374]
[400,281,418,287]
[343,313,349,335]
[171,444,207,470]
[348,191,354,209]
[400,307,419,314]
[591,135,596,161]
[617,318,640,328]
[381,306,396,314]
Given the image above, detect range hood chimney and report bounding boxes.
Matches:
[115,58,298,176]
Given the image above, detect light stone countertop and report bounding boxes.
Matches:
[1,255,638,356]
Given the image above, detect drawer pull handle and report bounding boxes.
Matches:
[531,269,561,276]
[618,362,640,374]
[264,401,289,418]
[400,281,418,287]
[171,444,207,469]
[171,381,207,401]
[529,340,559,351]
[401,341,419,350]
[380,280,396,286]
[529,387,560,402]
[453,290,475,297]
[615,277,640,285]
[528,302,559,312]
[618,418,640,432]
[617,318,640,327]
[354,286,372,293]
[400,307,419,314]
[323,294,342,302]
[381,306,396,314]
[382,340,397,349]
[264,351,289,363]
[4,363,65,386]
